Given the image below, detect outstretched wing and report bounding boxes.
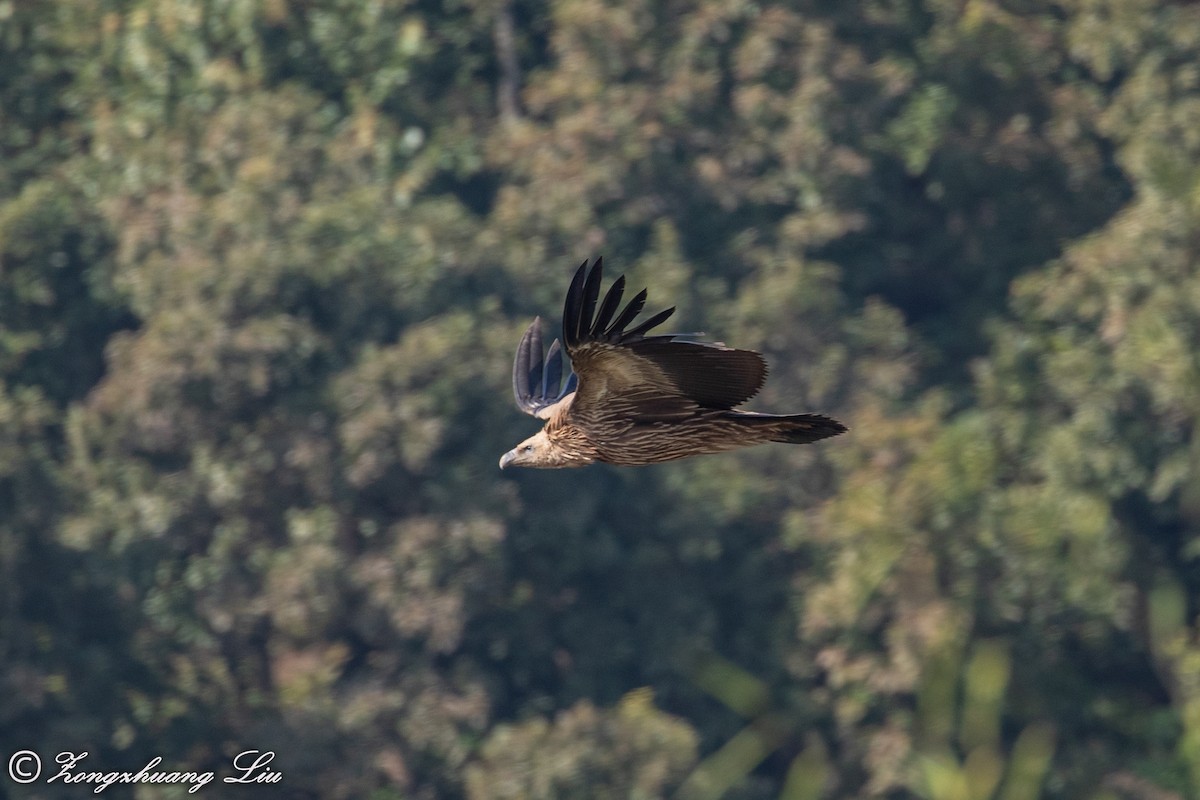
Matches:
[561,257,767,424]
[512,316,578,419]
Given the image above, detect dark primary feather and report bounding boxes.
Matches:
[592,273,626,335]
[603,287,647,339]
[562,260,590,349]
[623,307,677,340]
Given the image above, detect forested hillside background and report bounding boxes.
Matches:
[2,0,1199,797]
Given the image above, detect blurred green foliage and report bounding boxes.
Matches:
[2,0,1199,797]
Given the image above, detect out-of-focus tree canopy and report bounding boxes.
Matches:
[1,0,1197,797]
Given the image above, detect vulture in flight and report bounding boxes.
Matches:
[499,257,846,469]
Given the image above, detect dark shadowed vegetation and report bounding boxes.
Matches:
[2,0,1199,797]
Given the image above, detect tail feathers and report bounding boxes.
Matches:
[728,411,847,445]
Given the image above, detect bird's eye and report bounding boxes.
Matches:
[522,444,534,453]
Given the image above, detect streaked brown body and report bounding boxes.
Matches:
[592,416,796,465]
[537,401,820,467]
[500,258,845,469]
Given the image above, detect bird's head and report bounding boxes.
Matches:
[499,430,556,469]
[499,429,594,469]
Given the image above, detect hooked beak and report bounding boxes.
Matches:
[499,450,517,470]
